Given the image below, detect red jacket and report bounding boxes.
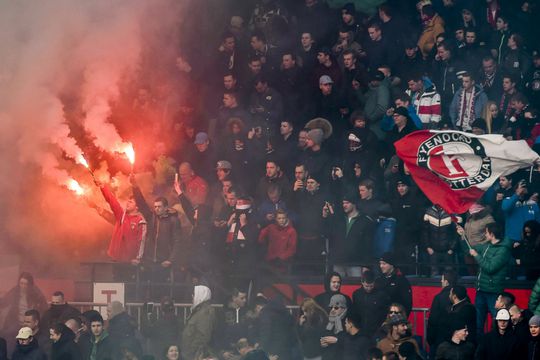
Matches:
[101,185,147,262]
[258,222,297,261]
[182,175,209,206]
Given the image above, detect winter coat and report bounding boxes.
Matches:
[108,311,138,349]
[343,331,374,360]
[530,335,540,360]
[181,300,217,360]
[326,212,376,265]
[502,194,540,241]
[255,172,291,203]
[406,85,442,126]
[475,329,517,360]
[449,299,477,344]
[472,240,511,293]
[291,189,326,238]
[80,331,115,360]
[427,286,452,347]
[258,222,297,261]
[257,301,297,360]
[297,321,326,358]
[41,304,81,333]
[435,340,475,360]
[449,85,488,130]
[364,81,391,126]
[529,277,540,316]
[418,14,445,59]
[314,272,353,310]
[381,105,423,131]
[377,334,420,356]
[100,185,146,262]
[0,284,47,333]
[375,269,413,315]
[11,340,47,360]
[132,185,183,264]
[351,287,390,335]
[422,206,460,252]
[50,331,81,360]
[391,191,424,247]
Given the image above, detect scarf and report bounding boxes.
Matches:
[458,86,476,130]
[326,309,347,334]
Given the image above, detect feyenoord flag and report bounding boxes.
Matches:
[395,130,540,214]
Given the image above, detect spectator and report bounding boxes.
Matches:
[351,270,390,335]
[217,288,248,357]
[475,308,517,359]
[297,298,327,360]
[314,272,352,310]
[343,309,375,360]
[258,208,297,270]
[49,323,81,360]
[41,292,81,335]
[312,47,342,91]
[11,327,47,360]
[449,73,488,132]
[364,22,399,71]
[381,94,423,132]
[0,273,47,338]
[323,193,375,277]
[253,296,296,360]
[478,57,504,102]
[186,132,218,182]
[499,75,519,122]
[383,106,417,154]
[502,33,532,80]
[427,270,458,354]
[405,73,442,128]
[376,253,413,315]
[495,291,516,312]
[300,128,332,184]
[22,310,49,355]
[164,345,180,360]
[422,205,461,276]
[321,294,348,360]
[107,301,140,358]
[417,4,445,60]
[141,297,182,359]
[448,285,477,345]
[81,313,114,360]
[95,179,146,265]
[298,32,318,74]
[509,304,530,359]
[363,70,391,136]
[435,317,476,360]
[432,40,467,114]
[376,314,420,356]
[255,160,290,203]
[181,285,217,360]
[529,315,540,360]
[249,74,284,137]
[469,223,511,338]
[530,277,540,316]
[522,220,540,280]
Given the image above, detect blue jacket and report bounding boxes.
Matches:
[381,104,422,131]
[501,194,540,241]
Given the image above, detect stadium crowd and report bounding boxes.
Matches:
[2,0,540,358]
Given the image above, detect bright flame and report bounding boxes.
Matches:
[76,154,89,168]
[124,143,135,165]
[66,179,85,196]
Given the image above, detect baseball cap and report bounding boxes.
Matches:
[216,160,232,170]
[16,327,33,340]
[194,132,209,145]
[319,75,334,85]
[495,308,510,321]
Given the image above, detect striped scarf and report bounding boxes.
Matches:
[458,87,476,130]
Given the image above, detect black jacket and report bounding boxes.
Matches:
[326,212,375,265]
[435,340,475,360]
[475,329,517,360]
[449,299,477,345]
[314,272,353,310]
[375,269,412,315]
[351,287,390,335]
[343,331,374,360]
[51,331,81,360]
[427,286,452,347]
[11,339,47,360]
[257,301,297,360]
[530,335,540,360]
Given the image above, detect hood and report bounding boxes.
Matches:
[192,285,211,309]
[16,339,39,354]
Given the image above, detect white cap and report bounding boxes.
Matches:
[495,308,510,321]
[16,327,33,339]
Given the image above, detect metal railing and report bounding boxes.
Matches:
[70,302,430,347]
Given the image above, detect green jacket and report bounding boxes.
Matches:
[529,277,540,316]
[181,300,217,359]
[473,240,511,293]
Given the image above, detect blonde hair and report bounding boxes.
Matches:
[482,100,498,134]
[300,298,328,326]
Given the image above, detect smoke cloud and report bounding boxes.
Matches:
[0,0,189,275]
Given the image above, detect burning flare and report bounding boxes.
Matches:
[76,154,89,169]
[124,143,135,165]
[66,178,85,196]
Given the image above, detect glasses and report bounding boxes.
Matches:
[389,311,400,314]
[330,306,342,310]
